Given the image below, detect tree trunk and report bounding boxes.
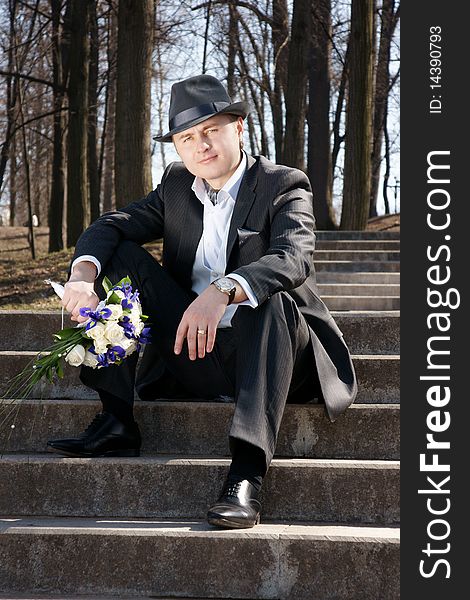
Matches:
[88,0,100,222]
[307,0,335,229]
[0,0,18,200]
[370,0,397,217]
[340,0,374,230]
[282,0,311,169]
[102,3,117,213]
[48,0,69,252]
[66,0,90,247]
[115,0,153,207]
[271,0,288,161]
[9,132,17,226]
[226,1,238,98]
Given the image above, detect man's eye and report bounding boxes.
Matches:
[207,128,217,134]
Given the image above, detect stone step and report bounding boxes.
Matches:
[0,454,400,524]
[0,516,400,600]
[316,240,400,250]
[317,271,400,283]
[315,230,400,240]
[0,400,400,460]
[0,352,400,403]
[318,283,400,296]
[0,592,158,600]
[0,311,400,354]
[323,295,400,311]
[314,250,400,261]
[315,260,400,272]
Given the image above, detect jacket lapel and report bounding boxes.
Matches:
[225,154,259,265]
[175,189,203,288]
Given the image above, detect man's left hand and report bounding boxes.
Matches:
[174,285,229,360]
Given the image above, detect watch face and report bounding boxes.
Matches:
[216,277,236,292]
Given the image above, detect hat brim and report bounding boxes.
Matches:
[153,101,250,143]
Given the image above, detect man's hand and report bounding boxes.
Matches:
[62,261,99,323]
[174,284,230,360]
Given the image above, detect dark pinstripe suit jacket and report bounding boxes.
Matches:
[72,154,357,422]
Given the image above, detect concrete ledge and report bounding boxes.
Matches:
[0,455,400,524]
[314,250,400,261]
[316,240,400,250]
[323,295,400,311]
[315,261,400,272]
[0,516,400,599]
[0,353,400,403]
[0,311,400,354]
[314,230,400,240]
[318,271,400,283]
[353,355,400,402]
[318,283,400,296]
[0,400,400,460]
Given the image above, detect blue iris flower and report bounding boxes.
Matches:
[79,306,112,331]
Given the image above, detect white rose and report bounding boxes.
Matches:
[130,306,142,326]
[119,337,137,352]
[106,304,123,320]
[65,344,86,367]
[104,321,126,345]
[93,337,109,354]
[83,350,99,368]
[86,322,107,341]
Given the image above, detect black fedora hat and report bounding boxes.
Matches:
[153,74,249,143]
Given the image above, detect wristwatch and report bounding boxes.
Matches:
[212,277,237,305]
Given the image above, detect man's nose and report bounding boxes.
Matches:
[196,137,210,152]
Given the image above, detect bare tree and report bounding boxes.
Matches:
[114,0,153,207]
[48,0,70,251]
[66,0,90,246]
[340,0,374,229]
[101,1,117,213]
[88,0,100,222]
[369,0,399,217]
[307,0,335,229]
[282,0,311,169]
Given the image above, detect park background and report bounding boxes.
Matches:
[0,0,399,305]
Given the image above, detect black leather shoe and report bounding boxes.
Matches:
[207,478,262,529]
[46,411,141,457]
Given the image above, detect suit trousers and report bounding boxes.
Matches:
[79,241,319,470]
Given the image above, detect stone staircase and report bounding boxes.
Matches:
[0,230,400,599]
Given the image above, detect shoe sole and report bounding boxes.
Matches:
[207,514,260,529]
[46,446,140,458]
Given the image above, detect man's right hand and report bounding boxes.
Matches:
[62,261,99,323]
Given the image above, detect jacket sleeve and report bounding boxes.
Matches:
[230,169,316,305]
[68,163,172,276]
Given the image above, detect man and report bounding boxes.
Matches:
[47,74,357,529]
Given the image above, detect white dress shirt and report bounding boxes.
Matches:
[71,152,258,328]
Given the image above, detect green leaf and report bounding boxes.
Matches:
[114,276,132,288]
[56,360,64,379]
[102,276,113,294]
[46,366,54,383]
[107,292,121,305]
[53,327,80,341]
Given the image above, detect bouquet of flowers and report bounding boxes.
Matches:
[3,276,150,401]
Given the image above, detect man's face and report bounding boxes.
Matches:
[173,114,244,189]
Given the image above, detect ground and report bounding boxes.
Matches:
[0,213,399,310]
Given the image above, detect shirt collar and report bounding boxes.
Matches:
[192,151,247,204]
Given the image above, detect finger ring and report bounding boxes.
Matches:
[197,329,206,335]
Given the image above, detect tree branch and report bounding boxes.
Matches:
[0,69,64,91]
[191,1,275,27]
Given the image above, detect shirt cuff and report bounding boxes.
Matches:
[71,255,101,278]
[226,273,259,308]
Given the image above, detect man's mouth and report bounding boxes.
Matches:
[199,155,217,164]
